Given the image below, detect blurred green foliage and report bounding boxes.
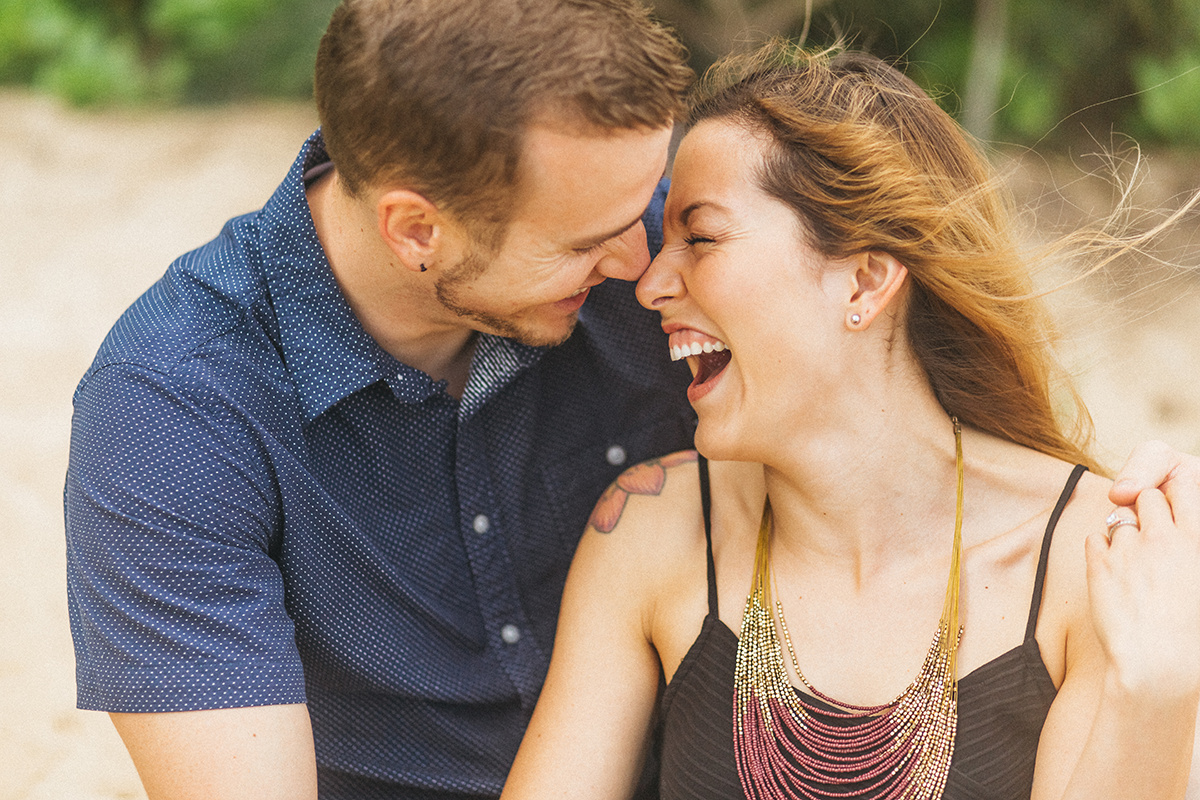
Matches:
[658,0,1200,149]
[0,0,1198,149]
[0,0,338,103]
[811,0,1200,148]
[1136,51,1200,147]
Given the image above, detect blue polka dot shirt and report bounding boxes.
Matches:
[64,130,695,797]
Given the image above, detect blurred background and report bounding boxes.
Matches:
[2,1,1199,798]
[3,0,1200,146]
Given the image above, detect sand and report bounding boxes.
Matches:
[2,90,1198,799]
[1,92,319,800]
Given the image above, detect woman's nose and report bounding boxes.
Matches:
[635,247,685,311]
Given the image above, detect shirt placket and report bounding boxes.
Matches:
[453,418,547,710]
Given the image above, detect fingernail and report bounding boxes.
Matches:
[1114,478,1136,494]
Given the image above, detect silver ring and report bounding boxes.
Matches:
[1105,509,1139,542]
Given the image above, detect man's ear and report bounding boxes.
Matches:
[845,251,908,330]
[377,189,443,274]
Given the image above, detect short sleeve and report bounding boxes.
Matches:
[65,362,307,712]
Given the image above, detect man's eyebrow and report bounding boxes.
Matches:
[570,214,643,250]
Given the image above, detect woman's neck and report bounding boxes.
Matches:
[757,390,962,574]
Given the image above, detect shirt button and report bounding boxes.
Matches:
[605,444,627,466]
[472,514,490,534]
[500,624,521,645]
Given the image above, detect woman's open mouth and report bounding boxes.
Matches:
[668,332,731,401]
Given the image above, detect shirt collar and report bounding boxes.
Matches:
[460,334,544,419]
[259,130,548,423]
[259,130,420,423]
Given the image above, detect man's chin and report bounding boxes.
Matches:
[503,316,578,348]
[436,277,578,347]
[454,308,578,348]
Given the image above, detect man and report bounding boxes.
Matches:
[66,1,692,797]
[63,0,1200,797]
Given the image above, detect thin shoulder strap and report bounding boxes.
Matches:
[698,455,718,617]
[1025,464,1088,640]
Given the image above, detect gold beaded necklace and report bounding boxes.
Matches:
[733,418,964,800]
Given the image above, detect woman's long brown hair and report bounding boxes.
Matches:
[690,42,1102,472]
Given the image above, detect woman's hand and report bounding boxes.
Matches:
[1034,478,1200,800]
[1109,440,1200,520]
[1085,488,1200,701]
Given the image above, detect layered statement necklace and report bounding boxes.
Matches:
[733,418,964,800]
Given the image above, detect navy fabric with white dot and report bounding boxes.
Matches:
[65,130,695,798]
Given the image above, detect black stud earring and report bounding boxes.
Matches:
[420,263,427,272]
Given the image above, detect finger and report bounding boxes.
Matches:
[1109,440,1176,506]
[1105,506,1140,546]
[1085,529,1105,577]
[1158,460,1200,528]
[1084,529,1114,603]
[1086,527,1112,565]
[1135,487,1177,536]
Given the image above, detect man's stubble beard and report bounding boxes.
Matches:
[434,249,577,348]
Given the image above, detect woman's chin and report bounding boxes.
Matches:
[693,421,754,464]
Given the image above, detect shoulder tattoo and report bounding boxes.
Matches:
[586,450,698,534]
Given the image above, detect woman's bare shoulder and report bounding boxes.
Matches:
[584,450,705,538]
[1036,464,1113,682]
[571,450,711,592]
[582,452,766,549]
[1045,466,1112,588]
[567,451,710,646]
[575,452,766,678]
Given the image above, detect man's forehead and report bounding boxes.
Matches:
[508,122,671,236]
[518,120,672,170]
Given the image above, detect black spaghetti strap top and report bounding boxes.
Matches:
[656,460,1088,800]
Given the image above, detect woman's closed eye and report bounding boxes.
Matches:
[683,234,715,246]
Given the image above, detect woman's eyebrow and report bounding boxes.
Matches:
[678,200,731,226]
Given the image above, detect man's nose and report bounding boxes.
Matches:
[594,221,651,282]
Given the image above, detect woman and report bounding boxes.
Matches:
[502,45,1200,800]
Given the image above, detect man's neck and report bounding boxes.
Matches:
[306,168,477,398]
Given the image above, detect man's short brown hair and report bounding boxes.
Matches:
[314,0,691,237]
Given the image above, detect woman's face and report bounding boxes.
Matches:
[636,119,853,461]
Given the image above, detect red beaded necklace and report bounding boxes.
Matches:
[733,418,964,800]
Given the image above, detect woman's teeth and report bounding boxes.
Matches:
[671,340,726,362]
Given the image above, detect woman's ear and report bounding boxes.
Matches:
[376,189,443,274]
[845,251,908,330]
